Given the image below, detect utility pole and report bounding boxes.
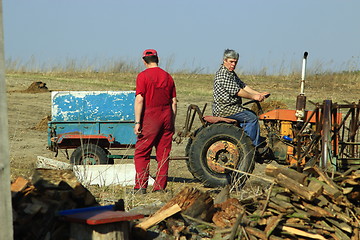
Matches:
[0,0,14,238]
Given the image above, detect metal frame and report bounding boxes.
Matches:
[290,100,360,170]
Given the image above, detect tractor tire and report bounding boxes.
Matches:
[187,123,255,188]
[70,143,109,165]
[185,126,205,179]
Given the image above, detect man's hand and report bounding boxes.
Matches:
[253,94,265,102]
[253,92,270,102]
[134,124,142,135]
[261,92,270,98]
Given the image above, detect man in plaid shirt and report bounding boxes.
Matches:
[213,49,269,149]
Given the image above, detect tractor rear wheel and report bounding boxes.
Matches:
[70,143,109,165]
[187,123,255,187]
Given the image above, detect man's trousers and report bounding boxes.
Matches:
[134,105,174,191]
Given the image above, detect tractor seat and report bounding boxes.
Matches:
[203,116,237,124]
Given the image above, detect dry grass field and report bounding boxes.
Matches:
[6,69,360,208]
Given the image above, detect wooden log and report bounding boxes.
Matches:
[259,200,288,213]
[157,187,214,222]
[212,198,243,228]
[332,225,351,240]
[311,165,339,190]
[312,223,335,232]
[214,185,230,204]
[70,221,130,240]
[352,221,359,240]
[181,214,218,228]
[302,201,334,217]
[315,194,330,207]
[245,226,267,240]
[307,178,324,196]
[288,208,311,220]
[275,173,319,201]
[309,178,341,199]
[325,218,352,234]
[265,164,308,184]
[265,214,283,238]
[136,204,182,230]
[270,196,294,209]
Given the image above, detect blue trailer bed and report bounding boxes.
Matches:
[48,91,138,164]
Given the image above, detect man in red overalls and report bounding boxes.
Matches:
[133,49,177,194]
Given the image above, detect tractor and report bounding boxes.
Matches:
[175,52,360,187]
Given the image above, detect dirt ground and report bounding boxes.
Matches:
[6,75,273,205]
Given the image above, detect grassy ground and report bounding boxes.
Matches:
[6,70,360,208]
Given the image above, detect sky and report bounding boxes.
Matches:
[3,0,360,74]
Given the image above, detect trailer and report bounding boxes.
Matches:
[48,91,137,165]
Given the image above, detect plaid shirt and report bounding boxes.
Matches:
[212,65,246,117]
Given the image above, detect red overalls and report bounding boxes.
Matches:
[134,67,176,191]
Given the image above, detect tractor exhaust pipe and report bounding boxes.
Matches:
[300,51,308,95]
[295,52,308,123]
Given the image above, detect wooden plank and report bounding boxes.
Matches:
[282,226,327,240]
[136,204,182,230]
[11,176,30,192]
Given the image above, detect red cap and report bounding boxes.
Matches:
[142,49,158,57]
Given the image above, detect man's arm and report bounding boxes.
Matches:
[134,94,144,135]
[171,97,177,122]
[237,86,269,102]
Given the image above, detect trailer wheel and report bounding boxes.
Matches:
[188,123,255,188]
[70,144,109,165]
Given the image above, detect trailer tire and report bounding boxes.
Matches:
[188,123,255,188]
[70,144,109,165]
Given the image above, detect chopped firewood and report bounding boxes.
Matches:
[325,218,352,234]
[157,187,214,222]
[31,169,79,190]
[12,171,99,240]
[212,198,243,228]
[213,184,230,204]
[281,226,327,240]
[312,165,339,190]
[301,201,334,217]
[259,200,288,213]
[11,176,30,193]
[264,214,283,238]
[136,204,182,230]
[245,226,267,240]
[270,196,294,209]
[265,164,308,184]
[275,173,320,201]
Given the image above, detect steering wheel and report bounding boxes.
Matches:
[242,93,270,115]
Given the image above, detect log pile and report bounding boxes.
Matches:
[230,164,360,240]
[11,169,99,240]
[135,165,360,240]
